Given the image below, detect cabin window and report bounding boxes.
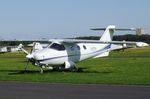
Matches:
[50,43,65,51]
[77,45,80,50]
[83,45,87,50]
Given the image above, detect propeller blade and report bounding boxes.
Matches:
[24,60,30,71]
[30,42,36,54]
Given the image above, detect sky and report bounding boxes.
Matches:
[0,0,150,39]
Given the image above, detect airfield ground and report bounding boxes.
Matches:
[0,47,150,85]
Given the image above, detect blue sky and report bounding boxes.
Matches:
[0,0,150,39]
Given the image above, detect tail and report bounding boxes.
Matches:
[99,25,115,41]
[91,25,115,41]
[91,25,136,58]
[92,25,115,58]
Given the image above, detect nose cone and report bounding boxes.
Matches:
[33,52,45,60]
[31,49,57,61]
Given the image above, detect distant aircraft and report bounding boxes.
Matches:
[19,25,148,73]
[0,44,22,54]
[0,47,8,53]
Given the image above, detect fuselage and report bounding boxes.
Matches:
[31,42,111,66]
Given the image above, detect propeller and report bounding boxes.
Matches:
[20,42,44,73]
[25,42,44,70]
[25,42,37,70]
[19,42,36,71]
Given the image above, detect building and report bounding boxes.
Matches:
[136,28,147,35]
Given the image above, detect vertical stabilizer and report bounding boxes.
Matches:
[100,25,115,41]
[91,25,115,58]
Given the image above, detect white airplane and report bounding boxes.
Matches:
[0,47,8,53]
[0,44,23,54]
[20,25,145,73]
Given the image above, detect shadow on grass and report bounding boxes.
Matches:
[0,70,39,75]
[0,68,113,75]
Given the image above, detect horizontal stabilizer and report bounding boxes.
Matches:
[91,28,136,31]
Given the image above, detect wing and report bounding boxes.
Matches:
[48,39,137,45]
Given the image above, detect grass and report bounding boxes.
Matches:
[0,47,150,85]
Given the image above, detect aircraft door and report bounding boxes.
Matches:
[66,44,81,62]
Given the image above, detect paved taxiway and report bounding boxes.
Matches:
[0,81,150,99]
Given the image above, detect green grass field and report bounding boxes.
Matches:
[0,47,150,85]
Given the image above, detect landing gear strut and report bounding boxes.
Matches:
[40,68,43,74]
[24,60,30,72]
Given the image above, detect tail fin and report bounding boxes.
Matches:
[91,25,136,41]
[91,25,115,41]
[99,25,115,41]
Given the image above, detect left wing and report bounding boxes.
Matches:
[49,39,137,45]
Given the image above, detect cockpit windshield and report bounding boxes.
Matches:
[49,43,65,51]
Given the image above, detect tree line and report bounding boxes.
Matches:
[76,34,150,43]
[0,34,150,46]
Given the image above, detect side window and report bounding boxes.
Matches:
[77,45,80,50]
[83,45,87,50]
[70,45,80,51]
